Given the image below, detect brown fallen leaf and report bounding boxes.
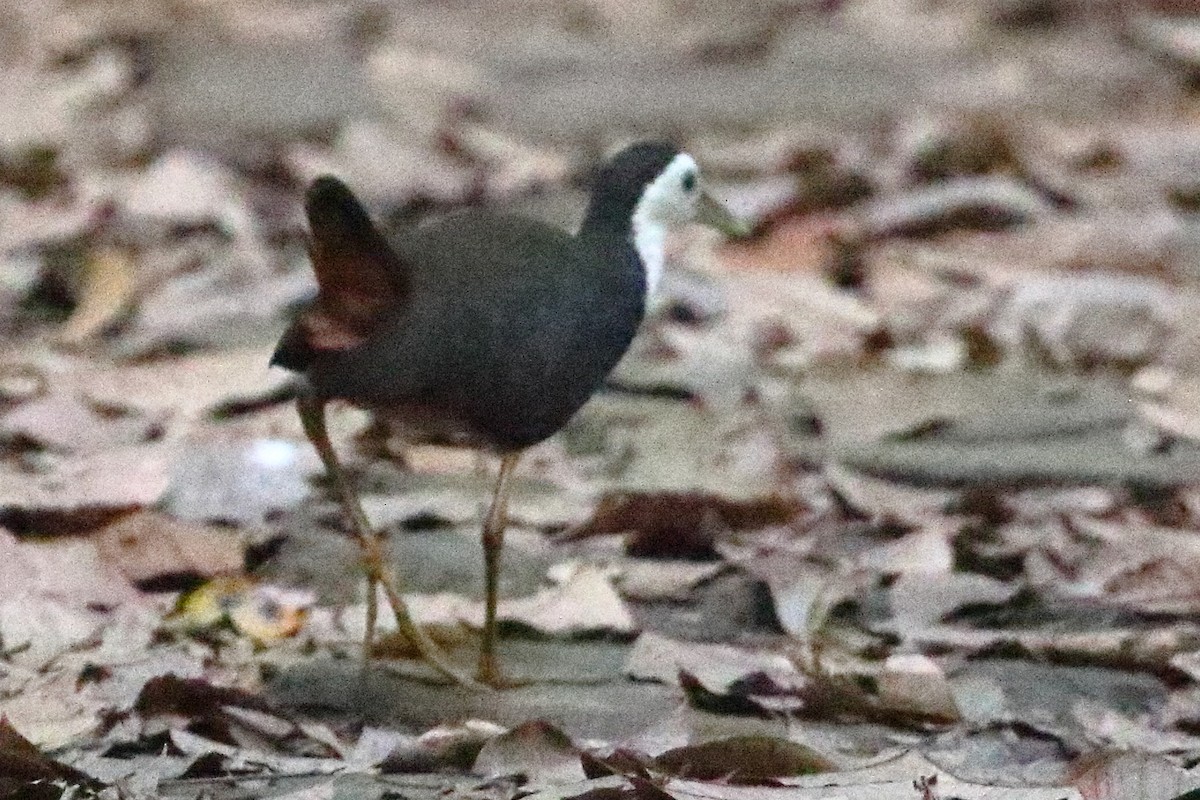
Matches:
[653,736,837,783]
[717,216,841,275]
[0,717,106,800]
[134,673,276,719]
[131,673,342,771]
[564,492,803,560]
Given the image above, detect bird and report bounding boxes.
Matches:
[272,141,746,688]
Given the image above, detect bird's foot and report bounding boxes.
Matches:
[476,654,514,689]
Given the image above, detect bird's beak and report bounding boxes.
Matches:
[695,191,750,238]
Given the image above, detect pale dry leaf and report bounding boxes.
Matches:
[1074,751,1200,800]
[495,565,636,636]
[890,571,1019,636]
[856,523,958,576]
[452,124,572,198]
[0,528,140,606]
[1138,372,1200,443]
[1008,486,1116,520]
[616,559,725,601]
[1065,517,1200,609]
[0,592,107,668]
[709,174,802,229]
[823,464,957,522]
[858,175,1051,238]
[0,670,103,749]
[1072,700,1200,754]
[752,558,863,642]
[876,654,960,722]
[269,781,336,800]
[402,564,635,636]
[58,246,135,345]
[472,720,585,787]
[884,333,968,374]
[289,119,473,207]
[0,391,157,453]
[346,727,418,770]
[122,262,312,356]
[0,442,174,513]
[989,272,1174,368]
[1129,13,1200,73]
[94,510,245,585]
[688,127,835,176]
[67,751,189,795]
[669,749,1081,798]
[0,195,94,253]
[623,631,801,690]
[614,322,755,412]
[80,346,292,424]
[0,67,71,154]
[716,270,879,369]
[120,149,238,227]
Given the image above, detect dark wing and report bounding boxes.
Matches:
[271,177,409,371]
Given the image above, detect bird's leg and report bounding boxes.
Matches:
[297,393,483,689]
[478,453,521,686]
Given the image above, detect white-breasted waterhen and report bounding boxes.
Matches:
[272,141,746,687]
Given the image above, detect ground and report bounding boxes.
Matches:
[4,1,1200,798]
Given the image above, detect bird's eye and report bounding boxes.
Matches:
[681,171,696,192]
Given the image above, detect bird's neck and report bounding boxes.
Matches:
[580,201,664,298]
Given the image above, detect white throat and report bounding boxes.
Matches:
[631,212,667,296]
[628,152,698,299]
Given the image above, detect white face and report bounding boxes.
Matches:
[630,152,701,297]
[632,153,702,226]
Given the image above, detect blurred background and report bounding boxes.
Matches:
[1,0,1199,357]
[5,0,1200,486]
[12,0,1200,774]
